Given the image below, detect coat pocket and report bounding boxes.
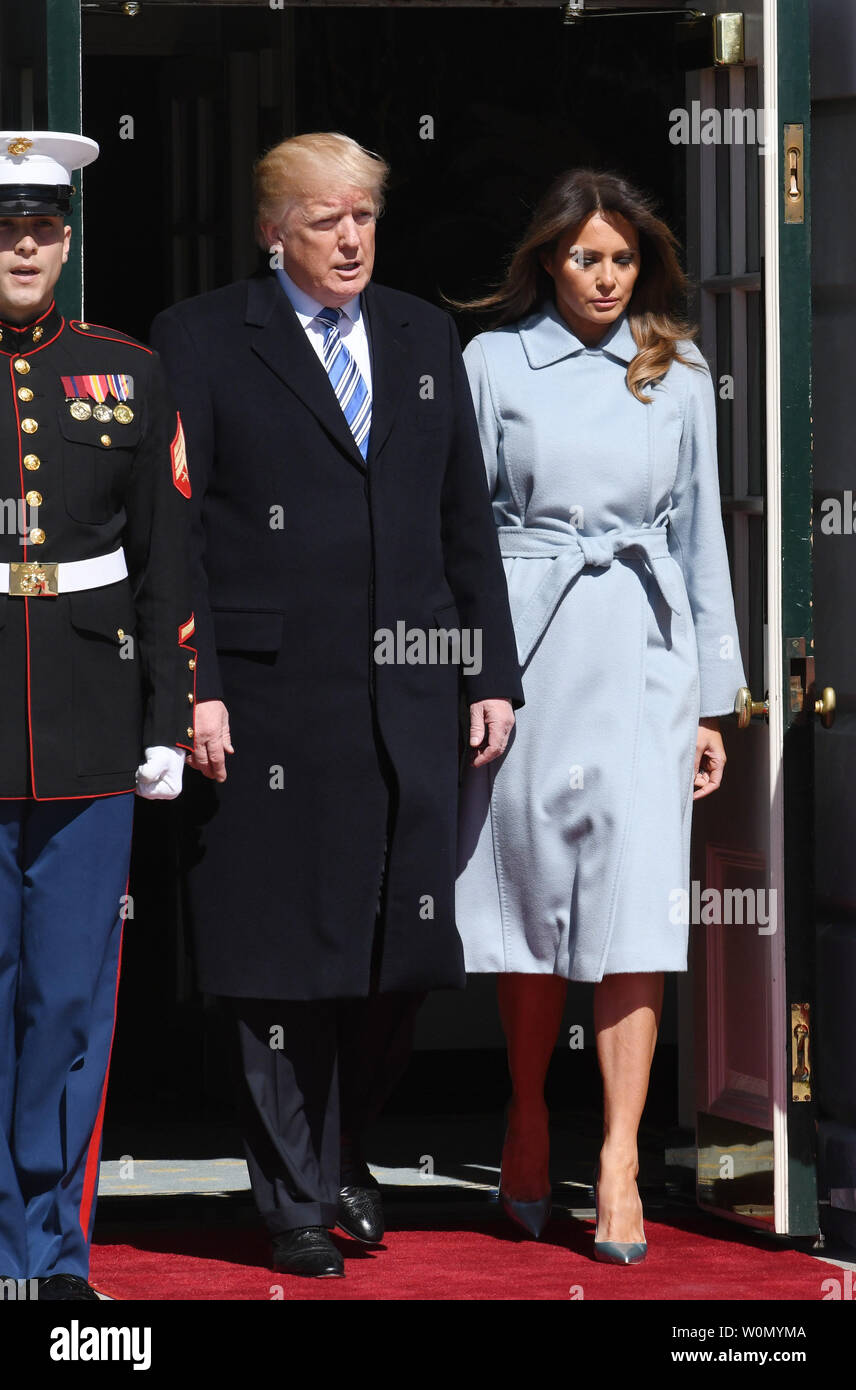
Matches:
[68,583,143,775]
[58,406,141,525]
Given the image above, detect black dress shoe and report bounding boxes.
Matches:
[337,1177,385,1244]
[271,1227,344,1278]
[37,1275,101,1301]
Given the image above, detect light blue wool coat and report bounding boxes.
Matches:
[455,303,747,981]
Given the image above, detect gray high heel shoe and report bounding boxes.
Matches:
[497,1162,553,1239]
[497,1105,552,1238]
[592,1164,647,1265]
[499,1168,552,1239]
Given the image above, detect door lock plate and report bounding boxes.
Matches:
[790,1002,811,1102]
[784,124,805,224]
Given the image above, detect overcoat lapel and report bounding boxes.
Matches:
[361,282,409,465]
[245,270,367,473]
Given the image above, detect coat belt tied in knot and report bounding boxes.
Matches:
[496,523,686,669]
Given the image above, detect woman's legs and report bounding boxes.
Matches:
[593,970,663,1243]
[496,973,567,1199]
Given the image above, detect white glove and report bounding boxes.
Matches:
[135,745,186,800]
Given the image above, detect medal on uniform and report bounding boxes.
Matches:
[62,372,135,424]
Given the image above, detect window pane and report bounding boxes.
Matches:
[715,67,732,276]
[716,290,733,494]
[746,289,763,495]
[744,65,761,274]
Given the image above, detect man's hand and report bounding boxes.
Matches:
[693,717,726,800]
[468,698,515,768]
[189,699,234,782]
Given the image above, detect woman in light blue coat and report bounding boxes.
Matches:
[455,170,746,1263]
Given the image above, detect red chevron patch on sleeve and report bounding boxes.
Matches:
[171,414,191,498]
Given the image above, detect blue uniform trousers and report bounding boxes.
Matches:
[0,794,134,1280]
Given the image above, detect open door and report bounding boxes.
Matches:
[65,0,828,1200]
[690,0,826,1237]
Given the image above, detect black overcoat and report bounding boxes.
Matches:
[149,271,523,999]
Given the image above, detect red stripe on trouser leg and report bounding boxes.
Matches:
[78,897,127,1241]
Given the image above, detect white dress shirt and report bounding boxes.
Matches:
[275,266,373,395]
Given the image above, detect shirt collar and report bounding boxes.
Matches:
[519,299,638,369]
[275,266,362,328]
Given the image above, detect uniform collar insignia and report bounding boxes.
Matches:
[0,300,63,355]
[519,300,638,368]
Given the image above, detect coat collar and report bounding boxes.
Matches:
[519,300,638,369]
[245,270,409,471]
[360,280,409,465]
[245,269,366,471]
[0,299,63,356]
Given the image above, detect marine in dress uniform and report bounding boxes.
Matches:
[0,133,195,1300]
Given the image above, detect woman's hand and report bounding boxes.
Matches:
[693,718,726,800]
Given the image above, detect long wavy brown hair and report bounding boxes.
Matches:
[453,169,701,403]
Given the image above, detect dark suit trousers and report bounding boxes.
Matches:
[229,989,422,1235]
[227,705,425,1234]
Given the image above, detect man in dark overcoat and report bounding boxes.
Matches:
[150,132,523,1279]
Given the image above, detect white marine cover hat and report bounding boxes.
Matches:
[0,131,99,215]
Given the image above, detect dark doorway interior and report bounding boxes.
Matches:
[79,4,691,1140]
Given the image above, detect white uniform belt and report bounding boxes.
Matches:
[0,547,128,596]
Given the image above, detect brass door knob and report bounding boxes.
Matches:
[734,686,769,728]
[814,686,836,728]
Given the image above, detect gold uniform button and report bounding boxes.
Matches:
[21,418,38,434]
[14,358,30,374]
[186,726,194,739]
[17,387,33,402]
[187,692,194,704]
[25,490,42,507]
[100,434,112,447]
[23,454,40,471]
[30,528,45,545]
[188,658,196,670]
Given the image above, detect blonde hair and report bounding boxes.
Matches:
[253,132,389,246]
[451,168,702,403]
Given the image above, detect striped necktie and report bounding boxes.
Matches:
[315,306,372,459]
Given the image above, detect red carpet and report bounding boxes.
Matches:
[91,1209,829,1301]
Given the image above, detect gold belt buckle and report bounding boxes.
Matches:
[9,561,59,597]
